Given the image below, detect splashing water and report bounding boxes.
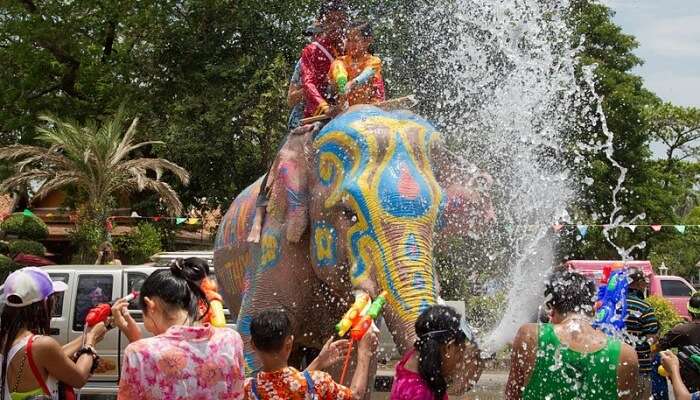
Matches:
[385,0,581,352]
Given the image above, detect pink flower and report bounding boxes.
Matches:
[196,360,224,387]
[156,348,188,378]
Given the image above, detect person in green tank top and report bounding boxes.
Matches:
[505,270,639,400]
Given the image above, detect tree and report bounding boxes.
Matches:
[0,110,189,227]
[645,103,700,173]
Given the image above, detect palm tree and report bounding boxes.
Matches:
[0,111,190,222]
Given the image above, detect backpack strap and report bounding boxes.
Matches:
[303,370,316,397]
[250,373,260,400]
[26,335,51,396]
[311,41,334,63]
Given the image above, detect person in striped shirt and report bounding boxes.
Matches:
[624,267,660,399]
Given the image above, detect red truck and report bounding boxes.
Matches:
[566,260,697,320]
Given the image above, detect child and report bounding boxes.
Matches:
[245,309,378,400]
[329,20,385,107]
[300,1,349,118]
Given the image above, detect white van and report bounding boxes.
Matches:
[2,264,235,395]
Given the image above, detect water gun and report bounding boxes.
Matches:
[350,67,375,87]
[338,291,387,385]
[336,291,371,337]
[350,291,387,341]
[201,277,226,327]
[659,346,700,377]
[593,268,629,335]
[331,62,349,95]
[86,291,139,327]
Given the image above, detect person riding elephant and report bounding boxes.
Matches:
[214,105,495,395]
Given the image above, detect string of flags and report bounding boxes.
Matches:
[5,209,202,226]
[549,223,693,238]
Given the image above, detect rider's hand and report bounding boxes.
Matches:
[112,297,142,342]
[85,322,107,346]
[358,328,379,360]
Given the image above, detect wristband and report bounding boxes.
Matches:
[76,346,100,374]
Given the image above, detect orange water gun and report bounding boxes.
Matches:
[337,291,388,384]
[201,277,226,327]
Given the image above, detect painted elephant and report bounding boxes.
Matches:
[214,105,495,388]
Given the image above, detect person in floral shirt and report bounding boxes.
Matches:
[114,258,245,399]
[244,309,378,400]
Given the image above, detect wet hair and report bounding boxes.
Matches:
[0,296,54,400]
[414,305,466,400]
[689,292,700,320]
[544,270,596,315]
[250,309,292,353]
[318,0,349,21]
[139,257,210,322]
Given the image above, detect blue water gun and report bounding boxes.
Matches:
[593,268,629,335]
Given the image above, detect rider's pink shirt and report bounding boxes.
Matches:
[390,350,448,400]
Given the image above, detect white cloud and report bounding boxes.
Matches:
[642,73,700,107]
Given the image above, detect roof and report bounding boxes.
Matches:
[40,264,159,272]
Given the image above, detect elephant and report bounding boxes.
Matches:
[214,105,495,393]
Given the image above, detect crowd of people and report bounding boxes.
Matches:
[3,1,700,399]
[6,260,700,400]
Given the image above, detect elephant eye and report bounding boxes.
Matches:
[339,206,358,223]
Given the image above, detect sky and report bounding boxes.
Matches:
[603,0,700,107]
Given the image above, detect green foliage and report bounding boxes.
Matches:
[69,219,108,264]
[8,239,46,257]
[0,255,19,282]
[0,212,48,240]
[114,223,162,264]
[647,295,684,337]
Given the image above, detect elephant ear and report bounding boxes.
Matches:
[431,141,496,236]
[265,127,316,243]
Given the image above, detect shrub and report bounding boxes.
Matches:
[8,239,46,257]
[69,219,107,264]
[0,241,9,255]
[114,223,162,264]
[647,295,684,337]
[0,255,19,282]
[1,212,48,240]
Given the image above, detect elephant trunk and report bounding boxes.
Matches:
[371,224,439,355]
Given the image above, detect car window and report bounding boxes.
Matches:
[48,273,69,317]
[661,279,694,297]
[127,273,147,310]
[73,275,113,331]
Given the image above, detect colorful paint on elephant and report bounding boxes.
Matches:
[312,221,338,267]
[215,178,259,249]
[260,226,281,272]
[313,107,444,324]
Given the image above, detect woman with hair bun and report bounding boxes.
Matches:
[390,305,483,400]
[113,258,245,400]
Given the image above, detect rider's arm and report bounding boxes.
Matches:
[300,46,328,115]
[369,58,385,103]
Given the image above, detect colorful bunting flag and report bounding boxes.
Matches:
[175,217,187,225]
[675,225,686,234]
[627,225,637,232]
[130,211,140,218]
[23,209,34,217]
[651,225,662,232]
[552,223,564,232]
[577,225,589,238]
[153,216,162,222]
[186,218,200,225]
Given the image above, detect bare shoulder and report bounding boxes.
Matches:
[515,324,538,343]
[618,342,639,366]
[31,335,62,352]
